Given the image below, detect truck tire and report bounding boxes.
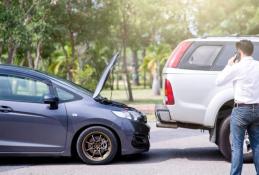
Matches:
[218,116,253,162]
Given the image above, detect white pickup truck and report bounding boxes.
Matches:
[155,36,259,162]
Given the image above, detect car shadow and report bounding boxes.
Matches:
[0,156,80,166]
[0,147,235,167]
[114,147,225,164]
[150,129,207,143]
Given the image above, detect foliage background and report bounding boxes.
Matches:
[0,0,258,100]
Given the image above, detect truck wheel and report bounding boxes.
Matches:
[76,126,118,165]
[218,116,253,162]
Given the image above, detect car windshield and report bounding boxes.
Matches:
[35,70,94,96]
[55,76,94,96]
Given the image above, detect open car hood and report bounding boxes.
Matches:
[93,52,120,99]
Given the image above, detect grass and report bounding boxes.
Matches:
[101,88,163,105]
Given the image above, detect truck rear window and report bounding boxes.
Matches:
[189,46,222,66]
[179,44,223,70]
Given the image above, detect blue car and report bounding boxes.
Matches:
[0,53,150,164]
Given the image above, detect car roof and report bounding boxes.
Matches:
[187,36,259,42]
[0,64,52,80]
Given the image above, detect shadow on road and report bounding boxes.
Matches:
[0,147,227,166]
[0,156,79,166]
[115,147,225,164]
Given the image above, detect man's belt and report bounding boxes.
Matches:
[234,103,259,108]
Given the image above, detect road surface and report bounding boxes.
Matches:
[0,122,256,175]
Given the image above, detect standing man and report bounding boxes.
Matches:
[216,39,259,175]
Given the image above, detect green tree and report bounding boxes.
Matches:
[0,0,30,63]
[118,0,134,101]
[194,0,259,35]
[48,0,119,84]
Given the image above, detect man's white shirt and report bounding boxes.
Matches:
[216,56,259,104]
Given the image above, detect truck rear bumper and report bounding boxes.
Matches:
[155,104,178,128]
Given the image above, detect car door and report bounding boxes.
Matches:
[0,74,67,153]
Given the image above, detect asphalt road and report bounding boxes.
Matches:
[0,122,256,175]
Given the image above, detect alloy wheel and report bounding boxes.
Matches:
[82,131,112,162]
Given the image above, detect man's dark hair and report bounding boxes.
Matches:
[236,39,254,56]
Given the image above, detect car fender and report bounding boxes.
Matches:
[203,88,233,127]
[65,117,128,156]
[72,117,122,132]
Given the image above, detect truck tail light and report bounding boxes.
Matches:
[165,79,175,105]
[166,41,192,68]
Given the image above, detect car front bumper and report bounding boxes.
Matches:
[121,121,150,155]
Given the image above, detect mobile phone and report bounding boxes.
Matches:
[234,51,241,63]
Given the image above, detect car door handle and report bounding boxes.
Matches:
[0,106,13,113]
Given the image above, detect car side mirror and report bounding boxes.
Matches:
[43,94,59,109]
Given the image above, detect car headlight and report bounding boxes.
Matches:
[112,110,142,121]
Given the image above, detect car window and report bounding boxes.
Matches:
[188,45,222,66]
[56,87,76,102]
[213,44,259,71]
[213,44,235,70]
[0,75,50,103]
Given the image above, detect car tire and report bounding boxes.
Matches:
[218,116,253,162]
[76,126,118,165]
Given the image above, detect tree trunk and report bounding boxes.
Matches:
[123,49,133,101]
[0,42,2,63]
[121,0,133,101]
[116,74,119,90]
[152,60,161,95]
[70,31,76,63]
[123,46,133,101]
[61,44,72,81]
[142,48,146,88]
[67,31,76,81]
[7,40,16,64]
[27,50,33,68]
[77,57,83,84]
[149,73,152,88]
[143,70,146,89]
[65,0,76,81]
[131,48,139,85]
[152,61,160,95]
[152,72,160,95]
[34,40,42,69]
[110,71,114,91]
[116,65,120,90]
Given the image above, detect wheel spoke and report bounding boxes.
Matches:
[86,147,94,151]
[92,150,96,158]
[98,149,103,157]
[86,141,93,145]
[91,135,96,142]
